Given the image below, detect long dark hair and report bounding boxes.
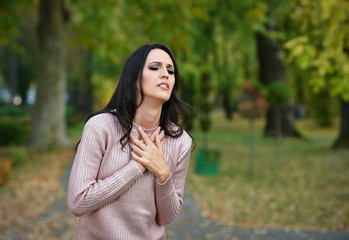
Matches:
[81,43,191,150]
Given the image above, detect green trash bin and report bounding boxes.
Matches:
[195,148,221,176]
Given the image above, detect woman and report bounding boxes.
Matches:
[68,43,193,240]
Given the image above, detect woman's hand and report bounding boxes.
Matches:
[131,127,164,173]
[130,127,170,183]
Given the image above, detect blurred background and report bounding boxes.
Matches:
[0,0,348,239]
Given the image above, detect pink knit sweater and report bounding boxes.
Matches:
[67,113,192,240]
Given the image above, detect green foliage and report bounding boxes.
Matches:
[4,146,28,167]
[0,106,29,146]
[199,117,211,133]
[67,121,85,138]
[0,121,29,146]
[66,105,83,126]
[0,0,21,47]
[199,101,212,113]
[0,105,27,117]
[309,89,335,127]
[0,0,36,49]
[180,68,198,131]
[3,0,348,146]
[198,68,213,134]
[284,0,349,101]
[266,82,291,105]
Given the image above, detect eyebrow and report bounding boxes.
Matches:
[149,61,174,69]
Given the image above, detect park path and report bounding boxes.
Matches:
[165,190,349,240]
[3,162,348,240]
[61,164,349,240]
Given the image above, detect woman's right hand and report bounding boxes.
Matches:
[131,127,166,173]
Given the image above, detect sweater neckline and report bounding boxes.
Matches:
[132,122,159,134]
[110,109,160,134]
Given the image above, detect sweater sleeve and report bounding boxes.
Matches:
[155,136,192,225]
[67,121,143,217]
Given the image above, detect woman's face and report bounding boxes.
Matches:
[139,49,175,104]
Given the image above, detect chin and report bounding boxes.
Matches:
[162,94,172,101]
[143,92,172,104]
[159,97,171,103]
[153,93,171,102]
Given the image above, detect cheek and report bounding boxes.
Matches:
[170,78,176,90]
[140,74,150,92]
[141,71,153,87]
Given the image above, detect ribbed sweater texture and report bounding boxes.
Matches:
[67,113,192,240]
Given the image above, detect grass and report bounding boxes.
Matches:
[0,146,76,238]
[0,111,348,233]
[186,110,349,231]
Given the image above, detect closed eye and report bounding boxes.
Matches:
[167,69,174,75]
[149,66,159,71]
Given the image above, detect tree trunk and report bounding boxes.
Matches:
[310,88,333,126]
[9,51,18,103]
[80,51,93,115]
[332,100,349,149]
[181,74,196,131]
[29,0,70,147]
[264,103,301,137]
[222,90,233,120]
[68,51,93,116]
[256,31,301,138]
[18,57,34,107]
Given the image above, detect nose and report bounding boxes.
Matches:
[160,68,169,79]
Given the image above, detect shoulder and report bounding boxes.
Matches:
[180,130,192,153]
[167,128,192,161]
[180,129,192,144]
[169,123,192,148]
[85,113,120,131]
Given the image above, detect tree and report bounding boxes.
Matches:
[28,0,197,147]
[0,1,35,106]
[67,49,94,116]
[284,0,349,148]
[256,30,301,137]
[0,0,23,47]
[29,0,70,147]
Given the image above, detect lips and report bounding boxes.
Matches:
[157,82,169,90]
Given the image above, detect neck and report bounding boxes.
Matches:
[133,101,162,129]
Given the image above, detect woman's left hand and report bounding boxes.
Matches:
[130,127,170,183]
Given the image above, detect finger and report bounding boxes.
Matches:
[131,152,144,163]
[131,136,143,146]
[158,130,165,141]
[132,152,149,166]
[131,137,146,150]
[155,134,163,149]
[161,137,166,146]
[138,127,153,146]
[160,131,166,145]
[130,143,144,156]
[150,127,161,143]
